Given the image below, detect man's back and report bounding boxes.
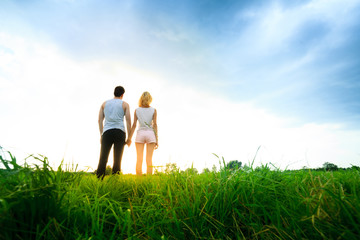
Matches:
[103,99,125,133]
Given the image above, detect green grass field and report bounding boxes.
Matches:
[1,153,359,239]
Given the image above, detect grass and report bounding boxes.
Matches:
[0,152,359,239]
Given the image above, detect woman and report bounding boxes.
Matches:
[129,91,158,175]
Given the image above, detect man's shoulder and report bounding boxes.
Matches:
[101,101,107,108]
[103,99,112,104]
[122,100,130,109]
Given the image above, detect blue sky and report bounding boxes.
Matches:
[1,0,360,171]
[2,0,360,127]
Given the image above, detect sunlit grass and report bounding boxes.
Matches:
[0,152,359,239]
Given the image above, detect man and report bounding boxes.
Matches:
[96,86,131,179]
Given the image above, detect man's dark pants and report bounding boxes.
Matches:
[96,129,126,179]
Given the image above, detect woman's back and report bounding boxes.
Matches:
[136,107,155,131]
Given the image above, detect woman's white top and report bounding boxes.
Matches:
[136,107,155,131]
[103,99,125,134]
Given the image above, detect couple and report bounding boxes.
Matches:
[96,86,158,179]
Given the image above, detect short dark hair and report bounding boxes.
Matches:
[114,86,125,97]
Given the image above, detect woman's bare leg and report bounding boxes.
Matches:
[135,143,145,176]
[146,143,156,175]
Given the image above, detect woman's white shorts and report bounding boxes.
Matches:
[135,130,156,144]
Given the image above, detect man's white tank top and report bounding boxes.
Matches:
[103,99,125,134]
[136,107,155,131]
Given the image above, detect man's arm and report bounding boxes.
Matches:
[128,111,138,142]
[123,101,132,143]
[98,102,106,141]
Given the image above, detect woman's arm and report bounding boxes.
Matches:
[153,109,158,148]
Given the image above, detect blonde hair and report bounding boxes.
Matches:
[138,91,152,107]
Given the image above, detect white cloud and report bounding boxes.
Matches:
[234,0,360,56]
[1,24,359,174]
